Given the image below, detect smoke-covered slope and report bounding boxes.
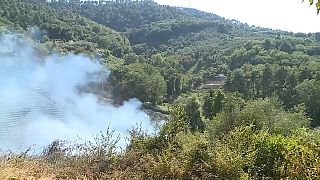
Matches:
[0,34,153,152]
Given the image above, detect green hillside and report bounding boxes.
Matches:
[2,0,320,179]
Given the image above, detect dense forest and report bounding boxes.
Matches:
[2,0,320,179]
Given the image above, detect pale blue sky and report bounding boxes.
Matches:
[154,0,320,33]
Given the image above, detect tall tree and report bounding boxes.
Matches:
[296,79,320,126]
[212,90,225,117]
[203,90,214,119]
[185,98,205,133]
[261,64,274,98]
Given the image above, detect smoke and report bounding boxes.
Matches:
[0,34,154,153]
[28,27,47,41]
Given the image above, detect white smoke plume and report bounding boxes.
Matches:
[0,34,154,153]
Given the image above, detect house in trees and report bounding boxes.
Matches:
[200,74,226,89]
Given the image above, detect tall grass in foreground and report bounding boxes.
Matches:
[0,129,120,180]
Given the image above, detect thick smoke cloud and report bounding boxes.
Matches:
[0,34,153,153]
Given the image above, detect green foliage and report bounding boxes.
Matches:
[128,18,218,46]
[304,0,320,13]
[110,62,167,104]
[253,133,293,178]
[250,131,320,179]
[296,79,320,126]
[51,0,191,31]
[3,1,320,179]
[208,97,309,137]
[0,0,131,57]
[203,90,215,119]
[203,90,225,119]
[124,100,315,179]
[185,98,205,133]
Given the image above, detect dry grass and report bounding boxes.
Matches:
[0,155,105,180]
[0,156,55,180]
[0,132,143,180]
[0,151,149,180]
[0,155,125,179]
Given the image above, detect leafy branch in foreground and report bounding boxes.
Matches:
[304,0,320,14]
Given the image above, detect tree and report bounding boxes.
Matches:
[260,64,274,98]
[296,79,320,126]
[167,77,175,97]
[185,98,205,133]
[281,72,298,109]
[225,70,246,95]
[147,71,167,105]
[263,39,273,50]
[249,69,261,98]
[279,41,294,54]
[315,32,320,41]
[111,63,166,105]
[273,67,288,99]
[212,91,225,117]
[203,90,214,119]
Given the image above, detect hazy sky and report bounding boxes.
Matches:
[154,0,320,33]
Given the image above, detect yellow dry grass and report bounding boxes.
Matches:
[0,157,56,180]
[0,156,102,180]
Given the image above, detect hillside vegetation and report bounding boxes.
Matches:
[2,0,320,179]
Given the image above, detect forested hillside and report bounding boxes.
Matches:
[2,0,320,179]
